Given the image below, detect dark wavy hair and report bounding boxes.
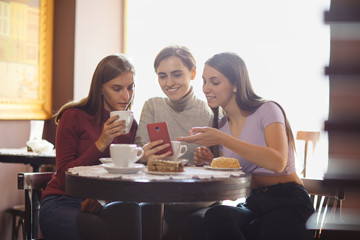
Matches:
[54,54,135,125]
[206,52,295,157]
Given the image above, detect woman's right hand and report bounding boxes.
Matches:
[95,115,127,152]
[194,146,213,166]
[140,140,172,164]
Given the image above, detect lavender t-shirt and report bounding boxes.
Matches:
[219,102,295,176]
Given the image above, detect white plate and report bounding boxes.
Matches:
[204,165,242,171]
[179,159,189,166]
[102,163,144,174]
[143,168,184,175]
[99,158,113,164]
[162,159,189,166]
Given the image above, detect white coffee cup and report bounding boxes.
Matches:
[110,144,144,167]
[164,141,187,160]
[110,111,134,134]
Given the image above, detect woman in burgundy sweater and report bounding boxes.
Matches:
[39,54,141,240]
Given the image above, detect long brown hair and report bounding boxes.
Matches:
[54,54,135,125]
[206,52,295,157]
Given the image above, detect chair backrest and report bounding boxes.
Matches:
[296,131,320,178]
[297,131,345,238]
[302,178,345,239]
[18,172,53,240]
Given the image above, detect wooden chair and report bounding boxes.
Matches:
[296,131,345,238]
[6,204,25,240]
[7,172,54,240]
[302,178,345,239]
[296,131,320,178]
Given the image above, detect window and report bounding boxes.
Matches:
[126,0,331,178]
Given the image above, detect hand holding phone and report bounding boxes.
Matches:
[147,122,173,156]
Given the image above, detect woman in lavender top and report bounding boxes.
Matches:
[178,52,314,240]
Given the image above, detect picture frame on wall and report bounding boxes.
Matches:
[0,0,54,120]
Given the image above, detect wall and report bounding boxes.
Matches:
[0,0,124,239]
[0,122,31,240]
[43,0,76,144]
[74,0,124,101]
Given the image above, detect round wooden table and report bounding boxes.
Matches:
[65,167,252,240]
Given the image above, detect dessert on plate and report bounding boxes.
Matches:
[147,159,184,172]
[210,157,241,169]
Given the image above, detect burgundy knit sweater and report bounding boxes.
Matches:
[42,107,137,198]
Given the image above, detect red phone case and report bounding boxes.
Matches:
[147,122,173,156]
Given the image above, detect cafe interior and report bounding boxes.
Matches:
[0,0,359,239]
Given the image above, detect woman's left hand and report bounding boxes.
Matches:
[177,127,223,147]
[194,146,213,166]
[81,198,103,215]
[140,140,172,164]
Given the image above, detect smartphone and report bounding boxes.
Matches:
[147,122,173,156]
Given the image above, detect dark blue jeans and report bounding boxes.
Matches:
[39,195,83,240]
[40,196,142,240]
[77,201,142,240]
[204,182,315,240]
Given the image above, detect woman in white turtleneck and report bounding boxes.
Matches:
[135,46,215,240]
[135,45,213,165]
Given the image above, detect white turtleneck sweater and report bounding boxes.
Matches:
[135,87,213,164]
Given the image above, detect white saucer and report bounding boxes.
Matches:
[99,158,113,164]
[179,159,189,166]
[162,159,189,166]
[102,163,144,174]
[204,165,242,171]
[143,168,184,175]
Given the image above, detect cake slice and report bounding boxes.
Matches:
[147,159,184,172]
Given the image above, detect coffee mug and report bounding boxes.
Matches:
[110,111,134,134]
[110,144,144,167]
[164,141,187,160]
